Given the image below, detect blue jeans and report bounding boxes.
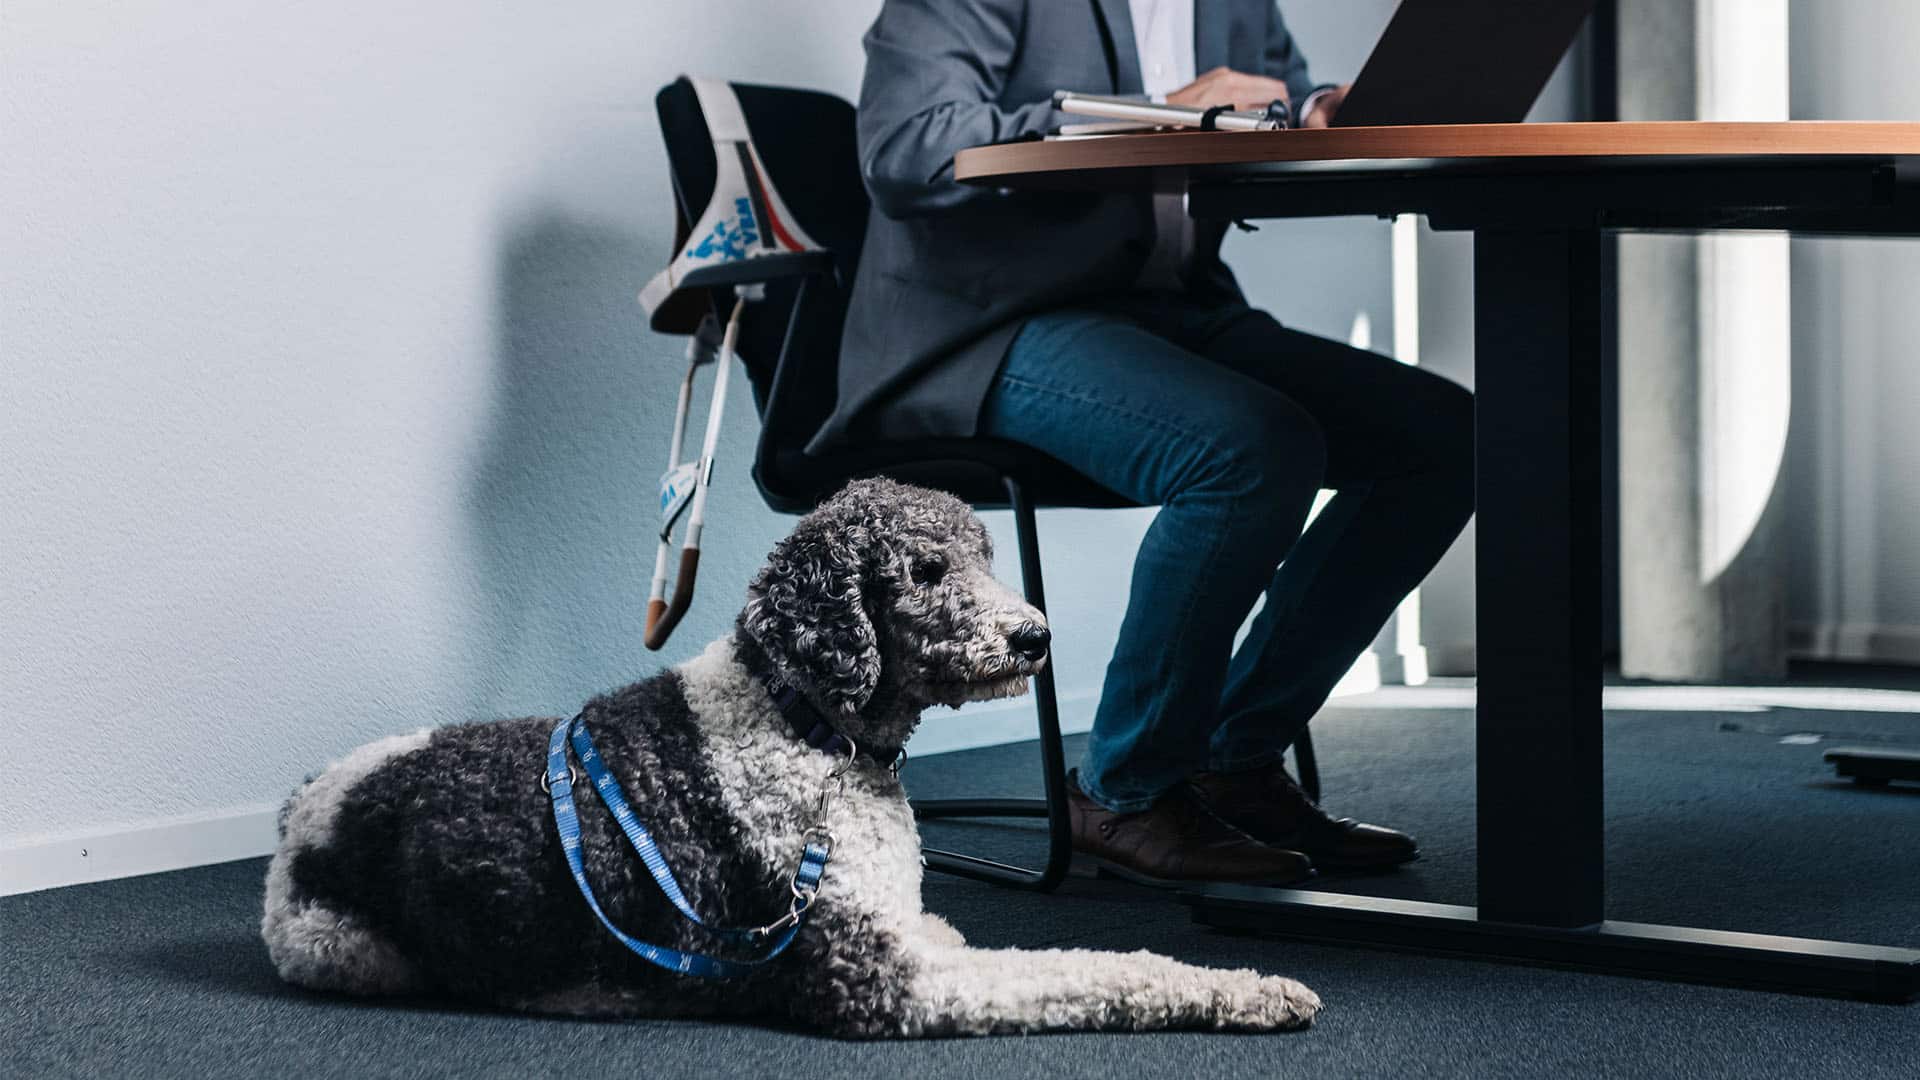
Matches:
[978,292,1475,812]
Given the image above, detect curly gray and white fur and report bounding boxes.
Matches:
[262,478,1319,1037]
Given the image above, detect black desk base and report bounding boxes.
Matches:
[1183,886,1920,1003]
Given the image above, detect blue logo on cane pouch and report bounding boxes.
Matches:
[687,197,759,261]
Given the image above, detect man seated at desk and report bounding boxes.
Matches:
[811,0,1475,886]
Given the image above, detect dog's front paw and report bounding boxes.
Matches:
[1210,971,1320,1031]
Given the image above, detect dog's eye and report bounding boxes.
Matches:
[911,555,948,586]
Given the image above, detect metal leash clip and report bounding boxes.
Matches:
[813,738,858,818]
[750,874,820,941]
[748,736,855,942]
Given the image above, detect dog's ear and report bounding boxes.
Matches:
[740,513,882,716]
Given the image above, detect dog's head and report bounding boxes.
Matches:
[739,478,1049,742]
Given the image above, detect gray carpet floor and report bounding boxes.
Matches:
[5,686,1918,1078]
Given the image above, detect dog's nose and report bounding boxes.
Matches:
[1009,624,1051,662]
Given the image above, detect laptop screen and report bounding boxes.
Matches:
[1333,0,1599,127]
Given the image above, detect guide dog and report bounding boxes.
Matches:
[263,478,1319,1037]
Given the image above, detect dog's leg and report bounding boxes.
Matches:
[793,908,1316,1039]
[896,943,1319,1037]
[914,912,967,950]
[262,730,431,996]
[261,846,421,996]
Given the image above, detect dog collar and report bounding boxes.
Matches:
[734,628,904,767]
[762,676,904,769]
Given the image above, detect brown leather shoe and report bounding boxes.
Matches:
[1188,761,1418,871]
[1068,772,1314,887]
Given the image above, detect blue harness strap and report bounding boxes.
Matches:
[545,713,830,979]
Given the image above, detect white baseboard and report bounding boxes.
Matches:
[1791,621,1920,666]
[2,803,280,898]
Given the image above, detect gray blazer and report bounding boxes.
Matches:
[811,0,1320,451]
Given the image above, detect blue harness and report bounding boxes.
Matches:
[544,711,838,980]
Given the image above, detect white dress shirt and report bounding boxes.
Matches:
[1131,0,1196,101]
[1130,0,1197,289]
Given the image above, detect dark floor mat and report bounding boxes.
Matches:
[5,699,1917,1079]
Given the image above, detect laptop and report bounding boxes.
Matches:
[1332,0,1599,127]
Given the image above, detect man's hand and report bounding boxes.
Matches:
[1165,66,1291,112]
[1300,83,1352,128]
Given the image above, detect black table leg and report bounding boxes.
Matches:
[1473,228,1605,927]
[1179,226,1920,1002]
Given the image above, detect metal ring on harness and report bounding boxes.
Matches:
[791,875,823,903]
[802,823,838,854]
[540,765,582,793]
[830,735,859,777]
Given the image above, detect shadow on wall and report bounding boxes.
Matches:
[466,210,788,720]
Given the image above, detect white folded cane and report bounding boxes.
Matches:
[1051,90,1291,131]
[638,76,830,649]
[645,293,748,650]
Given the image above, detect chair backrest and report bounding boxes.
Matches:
[652,78,867,495]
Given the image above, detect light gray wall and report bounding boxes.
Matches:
[0,0,877,849]
[0,1,1409,850]
[0,0,898,845]
[1786,0,1920,664]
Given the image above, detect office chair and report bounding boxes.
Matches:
[649,77,1319,891]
